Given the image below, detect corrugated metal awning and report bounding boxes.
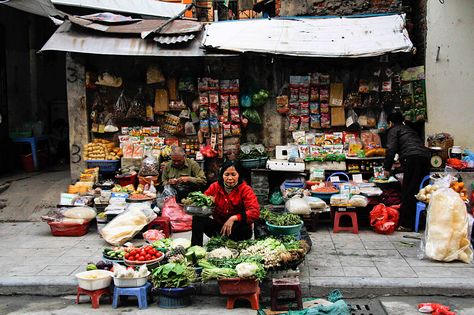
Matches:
[39,21,234,57]
[50,0,187,18]
[202,14,413,58]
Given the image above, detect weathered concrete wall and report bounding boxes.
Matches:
[66,53,87,180]
[280,0,401,17]
[425,0,474,148]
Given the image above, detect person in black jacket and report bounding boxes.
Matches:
[383,112,430,231]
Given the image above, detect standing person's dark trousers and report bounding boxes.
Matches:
[400,156,430,229]
[191,214,252,246]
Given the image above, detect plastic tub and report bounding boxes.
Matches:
[240,158,260,169]
[75,270,113,291]
[218,278,259,295]
[113,273,150,288]
[116,173,137,187]
[156,286,195,308]
[48,221,90,237]
[184,205,213,217]
[266,221,303,236]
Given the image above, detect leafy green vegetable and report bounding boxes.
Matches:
[208,256,263,269]
[151,262,197,288]
[205,236,239,251]
[261,208,302,226]
[182,192,214,207]
[152,238,172,250]
[186,246,206,263]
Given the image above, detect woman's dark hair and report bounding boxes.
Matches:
[218,160,244,187]
[387,112,404,125]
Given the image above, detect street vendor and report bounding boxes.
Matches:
[191,160,260,246]
[161,146,207,202]
[383,111,430,232]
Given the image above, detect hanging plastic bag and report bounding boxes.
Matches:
[113,90,130,121]
[241,95,252,108]
[162,184,177,199]
[420,176,473,263]
[269,190,284,205]
[161,196,193,232]
[346,108,359,129]
[185,121,197,136]
[369,203,400,235]
[377,110,388,132]
[126,88,146,120]
[242,108,262,124]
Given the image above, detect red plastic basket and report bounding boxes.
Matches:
[116,173,137,187]
[218,278,259,295]
[48,221,90,236]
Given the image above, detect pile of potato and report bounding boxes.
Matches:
[83,139,123,161]
[415,184,439,204]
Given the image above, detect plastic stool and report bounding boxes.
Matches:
[225,287,260,310]
[112,282,152,309]
[271,278,303,311]
[333,211,358,234]
[76,286,112,309]
[147,216,172,237]
[414,202,426,232]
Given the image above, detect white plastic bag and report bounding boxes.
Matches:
[302,196,327,209]
[349,195,368,207]
[62,206,96,220]
[421,182,473,263]
[285,196,311,215]
[101,206,157,246]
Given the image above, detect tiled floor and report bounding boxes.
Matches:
[0,222,473,285]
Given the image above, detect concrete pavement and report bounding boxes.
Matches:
[1,221,474,298]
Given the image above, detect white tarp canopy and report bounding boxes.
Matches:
[39,21,234,57]
[51,0,187,18]
[202,14,414,58]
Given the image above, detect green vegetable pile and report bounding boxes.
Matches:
[261,208,302,226]
[152,238,172,250]
[182,192,214,207]
[151,262,197,288]
[185,245,206,263]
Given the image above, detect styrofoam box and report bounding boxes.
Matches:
[267,159,305,172]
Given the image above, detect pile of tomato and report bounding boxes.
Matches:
[125,245,163,262]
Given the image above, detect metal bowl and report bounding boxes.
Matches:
[184,205,214,217]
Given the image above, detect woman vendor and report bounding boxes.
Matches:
[191,160,260,246]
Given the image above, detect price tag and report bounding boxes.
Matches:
[330,176,340,183]
[352,174,363,183]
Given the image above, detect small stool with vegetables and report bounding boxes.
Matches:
[112,282,152,309]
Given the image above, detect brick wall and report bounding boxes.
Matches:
[279,0,402,17]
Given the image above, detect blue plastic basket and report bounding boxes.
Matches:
[157,287,195,308]
[86,160,120,173]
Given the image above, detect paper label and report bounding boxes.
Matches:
[346,116,354,127]
[330,176,340,182]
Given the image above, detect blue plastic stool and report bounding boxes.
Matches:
[414,175,431,232]
[112,282,152,309]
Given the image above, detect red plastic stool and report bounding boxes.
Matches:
[225,287,260,310]
[271,278,303,311]
[333,211,358,234]
[147,216,172,237]
[76,286,112,309]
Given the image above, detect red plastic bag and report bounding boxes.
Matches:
[418,303,456,315]
[161,196,192,232]
[143,229,166,242]
[369,203,400,234]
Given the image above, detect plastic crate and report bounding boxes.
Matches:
[86,160,120,173]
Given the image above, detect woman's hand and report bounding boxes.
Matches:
[220,215,238,237]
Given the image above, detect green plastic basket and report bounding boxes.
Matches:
[266,221,303,236]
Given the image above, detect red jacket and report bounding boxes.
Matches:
[204,181,260,225]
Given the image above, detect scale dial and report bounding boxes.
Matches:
[431,155,443,168]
